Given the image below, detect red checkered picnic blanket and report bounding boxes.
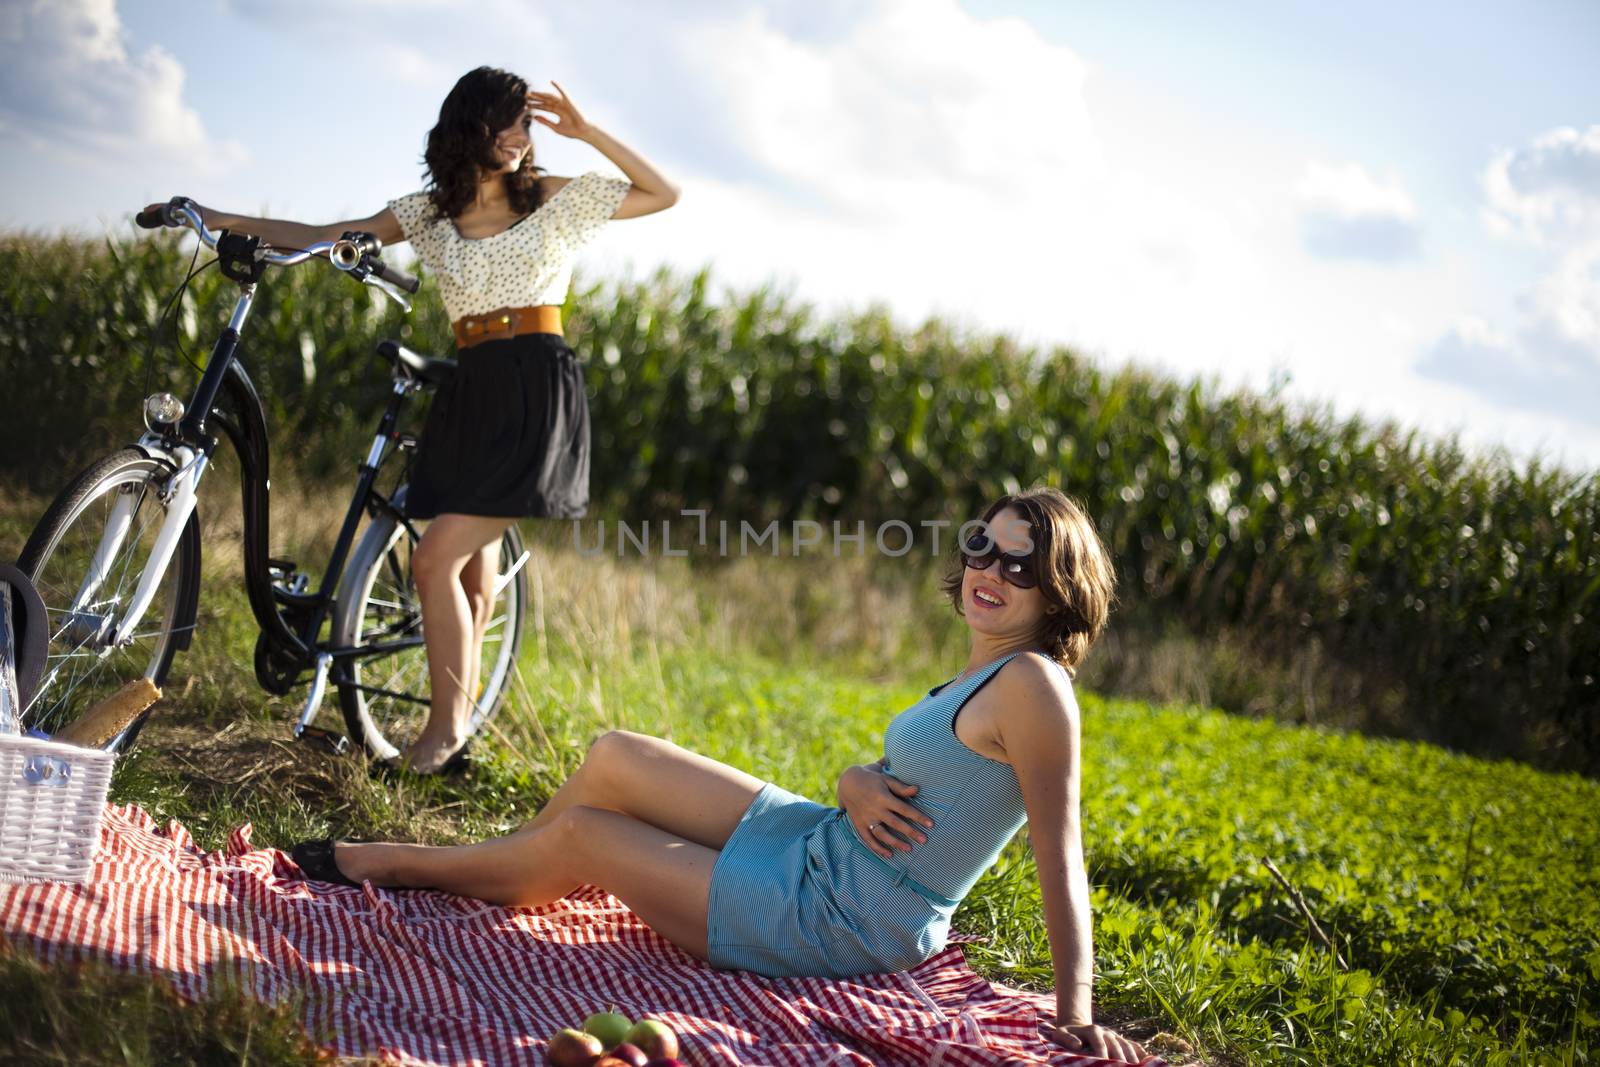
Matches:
[0,805,1165,1066]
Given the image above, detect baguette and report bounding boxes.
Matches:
[53,677,161,748]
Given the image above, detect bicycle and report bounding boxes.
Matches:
[15,197,529,758]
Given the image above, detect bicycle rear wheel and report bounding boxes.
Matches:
[331,512,527,761]
[17,448,201,750]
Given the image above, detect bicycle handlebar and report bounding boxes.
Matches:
[138,197,420,298]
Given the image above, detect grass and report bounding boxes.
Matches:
[1,495,1596,1066]
[0,950,330,1067]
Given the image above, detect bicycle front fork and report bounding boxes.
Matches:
[67,442,208,650]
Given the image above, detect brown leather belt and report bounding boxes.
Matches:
[451,304,563,349]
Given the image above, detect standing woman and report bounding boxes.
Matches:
[164,68,678,772]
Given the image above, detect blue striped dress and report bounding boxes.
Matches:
[706,650,1048,977]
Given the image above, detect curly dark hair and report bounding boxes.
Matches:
[422,66,545,223]
[939,487,1116,674]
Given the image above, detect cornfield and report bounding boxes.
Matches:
[3,233,1596,772]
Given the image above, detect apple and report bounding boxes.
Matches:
[582,1011,633,1050]
[643,1061,688,1067]
[605,1044,648,1067]
[545,1027,603,1067]
[624,1020,679,1061]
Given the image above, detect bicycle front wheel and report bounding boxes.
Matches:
[17,447,201,750]
[331,512,527,761]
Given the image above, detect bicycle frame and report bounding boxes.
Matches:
[98,288,256,646]
[211,345,422,660]
[79,215,439,743]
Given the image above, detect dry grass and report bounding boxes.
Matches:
[1082,607,1412,736]
[3,473,1412,759]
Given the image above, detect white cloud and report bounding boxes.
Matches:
[0,0,244,172]
[374,42,453,88]
[1420,128,1600,428]
[1418,315,1514,377]
[1295,161,1421,262]
[1297,161,1418,221]
[1483,124,1600,245]
[1525,241,1600,350]
[1417,300,1600,427]
[568,0,1289,392]
[678,2,1102,217]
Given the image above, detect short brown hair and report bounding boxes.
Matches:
[940,487,1116,673]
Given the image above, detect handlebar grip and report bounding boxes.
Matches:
[137,197,194,230]
[371,258,421,294]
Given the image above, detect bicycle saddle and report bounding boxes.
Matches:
[0,562,47,712]
[375,340,456,386]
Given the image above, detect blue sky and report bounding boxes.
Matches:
[3,0,1598,469]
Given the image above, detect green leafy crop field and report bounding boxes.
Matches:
[1061,695,1600,1064]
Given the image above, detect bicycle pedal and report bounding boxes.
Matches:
[295,725,350,756]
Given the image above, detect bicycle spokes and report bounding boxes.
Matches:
[23,455,193,739]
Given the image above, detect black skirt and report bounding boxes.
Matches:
[404,332,590,519]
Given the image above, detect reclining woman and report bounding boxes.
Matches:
[292,487,1148,1064]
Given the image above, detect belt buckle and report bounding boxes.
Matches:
[486,311,514,340]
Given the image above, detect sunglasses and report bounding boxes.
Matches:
[961,534,1039,589]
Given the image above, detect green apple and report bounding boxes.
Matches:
[582,1010,633,1050]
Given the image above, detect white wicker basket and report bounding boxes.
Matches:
[0,733,115,884]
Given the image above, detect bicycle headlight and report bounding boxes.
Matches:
[143,392,185,430]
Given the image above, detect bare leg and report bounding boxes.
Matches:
[516,730,765,846]
[411,514,513,771]
[459,540,499,711]
[333,732,769,953]
[342,806,718,959]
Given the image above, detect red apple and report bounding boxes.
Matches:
[605,1044,648,1067]
[545,1027,603,1067]
[624,1020,679,1061]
